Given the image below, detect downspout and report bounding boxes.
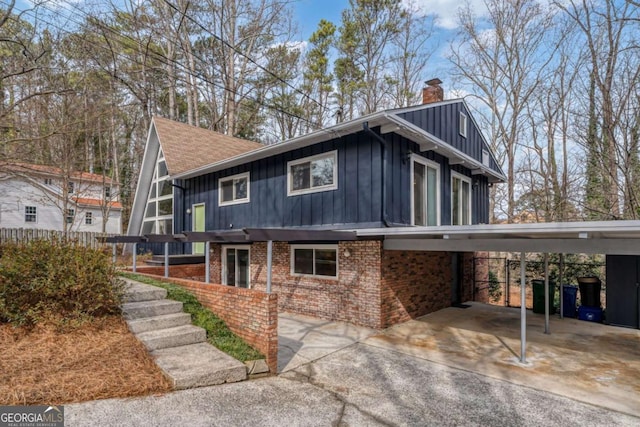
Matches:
[363,122,392,227]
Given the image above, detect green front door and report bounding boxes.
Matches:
[192,204,205,254]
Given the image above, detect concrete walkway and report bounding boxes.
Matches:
[277,312,376,372]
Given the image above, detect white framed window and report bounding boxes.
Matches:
[44,178,52,185]
[459,112,468,138]
[66,208,75,224]
[411,156,440,226]
[451,172,472,225]
[104,186,111,198]
[85,212,92,225]
[68,181,75,194]
[25,206,37,223]
[287,150,338,196]
[219,172,250,206]
[482,150,490,167]
[141,149,173,235]
[222,246,251,288]
[290,244,338,279]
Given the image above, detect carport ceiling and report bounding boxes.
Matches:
[356,220,640,255]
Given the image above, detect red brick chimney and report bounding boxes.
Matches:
[422,78,444,104]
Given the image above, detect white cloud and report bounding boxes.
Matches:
[406,0,489,30]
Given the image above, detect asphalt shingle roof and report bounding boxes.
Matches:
[153,116,263,176]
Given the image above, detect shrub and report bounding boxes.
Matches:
[0,239,124,327]
[488,270,502,303]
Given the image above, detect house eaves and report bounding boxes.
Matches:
[172,111,506,183]
[355,220,640,255]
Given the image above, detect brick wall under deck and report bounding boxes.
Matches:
[466,251,490,303]
[207,241,487,330]
[380,250,482,328]
[380,250,453,328]
[250,241,383,329]
[207,241,382,328]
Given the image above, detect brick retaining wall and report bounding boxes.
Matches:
[129,271,278,373]
[134,264,206,281]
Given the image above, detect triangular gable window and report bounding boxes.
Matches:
[141,149,173,235]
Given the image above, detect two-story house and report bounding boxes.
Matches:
[0,162,122,234]
[128,80,506,328]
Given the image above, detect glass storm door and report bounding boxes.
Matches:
[223,247,250,288]
[192,204,206,254]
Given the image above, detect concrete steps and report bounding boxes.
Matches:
[123,280,167,303]
[128,312,192,334]
[122,280,247,389]
[152,343,247,389]
[122,299,184,320]
[137,325,207,351]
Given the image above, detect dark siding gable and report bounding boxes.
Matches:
[396,102,502,175]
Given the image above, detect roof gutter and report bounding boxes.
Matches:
[363,121,392,227]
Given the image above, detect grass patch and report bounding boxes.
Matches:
[0,316,172,405]
[120,272,264,362]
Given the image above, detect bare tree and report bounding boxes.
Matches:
[390,1,435,108]
[449,0,560,222]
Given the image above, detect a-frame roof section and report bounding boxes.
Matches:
[152,116,263,176]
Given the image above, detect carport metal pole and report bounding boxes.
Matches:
[544,253,550,334]
[559,254,564,319]
[132,243,137,273]
[205,241,210,284]
[520,251,527,364]
[266,240,273,294]
[112,243,117,265]
[164,242,169,278]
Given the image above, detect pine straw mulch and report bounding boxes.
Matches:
[0,316,173,405]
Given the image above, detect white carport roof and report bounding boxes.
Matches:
[356,220,640,255]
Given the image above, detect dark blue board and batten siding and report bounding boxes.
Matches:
[396,102,502,173]
[179,133,383,233]
[177,125,490,235]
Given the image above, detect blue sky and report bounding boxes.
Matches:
[290,0,484,89]
[293,0,346,38]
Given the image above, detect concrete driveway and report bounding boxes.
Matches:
[362,302,640,418]
[66,306,640,426]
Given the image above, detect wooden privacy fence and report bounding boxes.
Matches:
[0,228,117,249]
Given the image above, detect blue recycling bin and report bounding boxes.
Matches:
[562,285,578,318]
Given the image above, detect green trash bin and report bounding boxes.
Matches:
[532,279,556,314]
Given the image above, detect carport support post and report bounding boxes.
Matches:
[164,242,169,278]
[205,241,210,284]
[559,254,564,319]
[132,243,137,273]
[112,243,117,265]
[520,251,527,364]
[266,240,273,294]
[544,253,550,334]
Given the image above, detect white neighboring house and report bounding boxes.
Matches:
[0,162,122,233]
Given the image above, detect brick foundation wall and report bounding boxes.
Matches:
[129,272,278,374]
[206,241,485,330]
[207,241,382,328]
[249,241,383,328]
[470,252,490,303]
[380,250,453,328]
